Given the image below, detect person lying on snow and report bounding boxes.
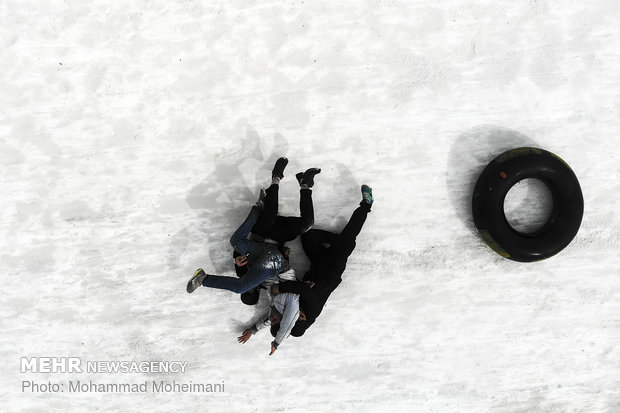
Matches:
[237,184,373,354]
[236,274,301,355]
[186,157,320,296]
[233,160,321,305]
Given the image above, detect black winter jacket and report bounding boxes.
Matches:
[278,264,342,336]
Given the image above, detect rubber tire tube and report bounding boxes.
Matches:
[472,147,583,262]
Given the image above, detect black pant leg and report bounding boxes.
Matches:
[251,184,278,237]
[265,188,314,242]
[338,206,368,242]
[299,188,314,233]
[324,206,368,274]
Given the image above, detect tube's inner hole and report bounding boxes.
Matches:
[503,178,554,234]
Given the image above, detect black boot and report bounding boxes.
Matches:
[272,157,288,179]
[295,172,305,185]
[297,168,321,188]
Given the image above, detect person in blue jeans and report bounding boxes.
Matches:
[233,164,321,304]
[186,157,321,295]
[198,207,287,293]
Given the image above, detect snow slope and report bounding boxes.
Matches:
[1,1,619,412]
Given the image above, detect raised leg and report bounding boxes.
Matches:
[324,206,369,274]
[299,188,314,233]
[336,205,369,244]
[266,188,314,242]
[251,184,279,238]
[229,207,264,256]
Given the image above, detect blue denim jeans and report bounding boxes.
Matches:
[229,207,264,257]
[203,207,285,294]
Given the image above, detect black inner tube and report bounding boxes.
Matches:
[472,147,584,262]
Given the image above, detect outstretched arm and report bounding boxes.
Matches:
[273,294,300,347]
[237,314,270,344]
[237,329,252,343]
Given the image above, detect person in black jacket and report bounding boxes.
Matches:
[235,160,321,305]
[272,184,373,337]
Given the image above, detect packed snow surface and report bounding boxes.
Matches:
[1,1,619,412]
